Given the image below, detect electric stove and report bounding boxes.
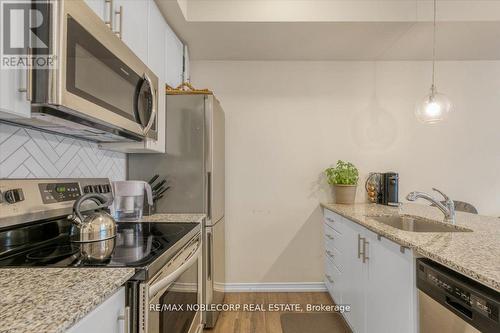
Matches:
[0,219,198,272]
[0,178,201,280]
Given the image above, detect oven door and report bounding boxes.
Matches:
[139,235,202,333]
[33,0,158,141]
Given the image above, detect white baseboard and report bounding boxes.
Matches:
[222,282,327,292]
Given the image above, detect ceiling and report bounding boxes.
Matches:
[155,0,500,61]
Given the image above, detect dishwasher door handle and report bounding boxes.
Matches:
[445,296,473,320]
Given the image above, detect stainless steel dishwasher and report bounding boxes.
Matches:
[417,258,499,333]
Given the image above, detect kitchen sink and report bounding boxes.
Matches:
[367,215,473,232]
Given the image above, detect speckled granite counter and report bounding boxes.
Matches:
[0,268,135,333]
[138,213,206,223]
[321,203,500,292]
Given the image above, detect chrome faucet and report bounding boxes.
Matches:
[406,188,456,224]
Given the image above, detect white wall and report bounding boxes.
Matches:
[191,60,500,284]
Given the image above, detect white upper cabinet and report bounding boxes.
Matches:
[147,1,167,82]
[84,0,106,20]
[100,0,168,153]
[0,11,31,120]
[0,69,31,119]
[144,0,167,153]
[113,0,148,64]
[165,24,184,87]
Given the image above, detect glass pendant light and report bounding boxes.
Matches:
[415,0,452,124]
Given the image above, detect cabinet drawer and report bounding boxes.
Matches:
[324,256,342,303]
[323,222,341,243]
[325,244,343,271]
[324,209,344,233]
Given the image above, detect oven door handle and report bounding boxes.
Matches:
[148,243,201,298]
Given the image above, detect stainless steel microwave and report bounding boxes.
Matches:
[11,0,158,142]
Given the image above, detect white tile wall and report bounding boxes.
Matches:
[0,123,126,180]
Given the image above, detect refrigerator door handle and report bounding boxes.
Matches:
[207,171,212,220]
[207,231,212,280]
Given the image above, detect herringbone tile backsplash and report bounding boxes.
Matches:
[0,123,126,180]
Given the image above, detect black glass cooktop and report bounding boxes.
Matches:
[0,220,198,268]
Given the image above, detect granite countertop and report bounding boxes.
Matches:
[321,202,500,292]
[0,268,135,333]
[0,214,204,333]
[138,213,206,223]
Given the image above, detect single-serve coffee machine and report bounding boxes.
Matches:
[365,172,399,206]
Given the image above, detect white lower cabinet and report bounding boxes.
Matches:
[66,287,127,333]
[323,209,417,333]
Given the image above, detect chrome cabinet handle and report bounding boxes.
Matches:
[326,250,334,259]
[357,234,364,259]
[325,274,334,284]
[362,239,369,263]
[18,68,27,94]
[325,234,334,240]
[105,0,113,28]
[118,306,130,333]
[19,47,33,101]
[114,5,123,39]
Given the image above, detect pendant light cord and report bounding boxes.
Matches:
[431,0,437,91]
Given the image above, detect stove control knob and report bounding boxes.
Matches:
[4,188,25,204]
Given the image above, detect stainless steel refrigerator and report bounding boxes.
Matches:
[128,94,225,328]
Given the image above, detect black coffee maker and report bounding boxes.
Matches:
[366,172,399,206]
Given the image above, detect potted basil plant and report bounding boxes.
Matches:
[325,160,359,204]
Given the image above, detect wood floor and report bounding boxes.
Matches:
[203,292,336,333]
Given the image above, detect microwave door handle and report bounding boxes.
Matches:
[142,74,157,136]
[148,243,201,298]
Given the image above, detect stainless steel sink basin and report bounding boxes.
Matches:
[367,215,472,233]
